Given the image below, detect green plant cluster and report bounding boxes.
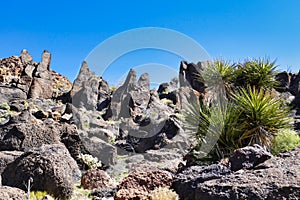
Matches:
[271,129,300,155]
[30,191,54,200]
[184,58,293,161]
[79,153,102,169]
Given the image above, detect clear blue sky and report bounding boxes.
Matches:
[0,0,299,85]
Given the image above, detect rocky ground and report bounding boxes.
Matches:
[0,50,299,199]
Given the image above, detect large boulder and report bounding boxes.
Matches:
[0,118,61,151]
[0,151,23,174]
[173,146,300,200]
[0,186,27,200]
[172,164,231,200]
[81,168,115,190]
[115,169,173,200]
[194,147,300,200]
[2,144,81,199]
[81,135,117,167]
[229,144,273,171]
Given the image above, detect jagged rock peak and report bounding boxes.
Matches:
[20,49,33,65]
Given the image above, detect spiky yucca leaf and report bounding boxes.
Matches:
[234,58,278,89]
[231,86,292,148]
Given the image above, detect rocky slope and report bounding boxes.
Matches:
[0,50,299,199]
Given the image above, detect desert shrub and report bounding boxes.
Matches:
[184,87,292,160]
[30,191,54,200]
[150,187,179,200]
[271,129,300,155]
[79,154,102,169]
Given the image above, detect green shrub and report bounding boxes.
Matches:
[234,58,278,89]
[30,191,54,200]
[150,187,179,200]
[271,129,300,155]
[230,87,292,148]
[184,87,292,160]
[79,154,102,169]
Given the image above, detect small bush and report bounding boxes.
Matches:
[79,154,102,169]
[30,191,54,200]
[150,187,179,200]
[271,129,300,155]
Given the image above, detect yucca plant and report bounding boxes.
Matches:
[197,60,236,95]
[184,86,292,161]
[231,86,292,148]
[184,100,233,160]
[234,58,278,89]
[214,60,237,93]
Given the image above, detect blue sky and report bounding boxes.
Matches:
[0,0,299,85]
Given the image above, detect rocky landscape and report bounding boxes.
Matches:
[0,50,299,200]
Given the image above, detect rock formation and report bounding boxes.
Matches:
[0,50,300,199]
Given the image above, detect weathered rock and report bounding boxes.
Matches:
[0,86,27,102]
[275,71,292,92]
[51,70,72,99]
[114,76,180,153]
[172,164,231,200]
[289,73,300,96]
[29,50,53,99]
[0,186,27,200]
[81,135,117,167]
[0,120,61,151]
[29,77,53,99]
[0,151,23,174]
[2,144,81,199]
[193,147,300,200]
[132,73,150,110]
[73,76,100,110]
[0,50,72,101]
[175,86,199,110]
[110,69,138,119]
[97,77,110,112]
[115,169,173,200]
[71,61,94,97]
[157,78,178,95]
[59,123,89,168]
[81,168,115,190]
[71,62,110,112]
[20,49,33,65]
[179,61,207,93]
[229,144,273,171]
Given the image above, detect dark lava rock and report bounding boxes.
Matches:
[115,169,173,200]
[2,144,81,199]
[229,144,272,171]
[81,168,115,190]
[194,148,300,200]
[0,151,23,174]
[0,186,26,200]
[172,164,231,200]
